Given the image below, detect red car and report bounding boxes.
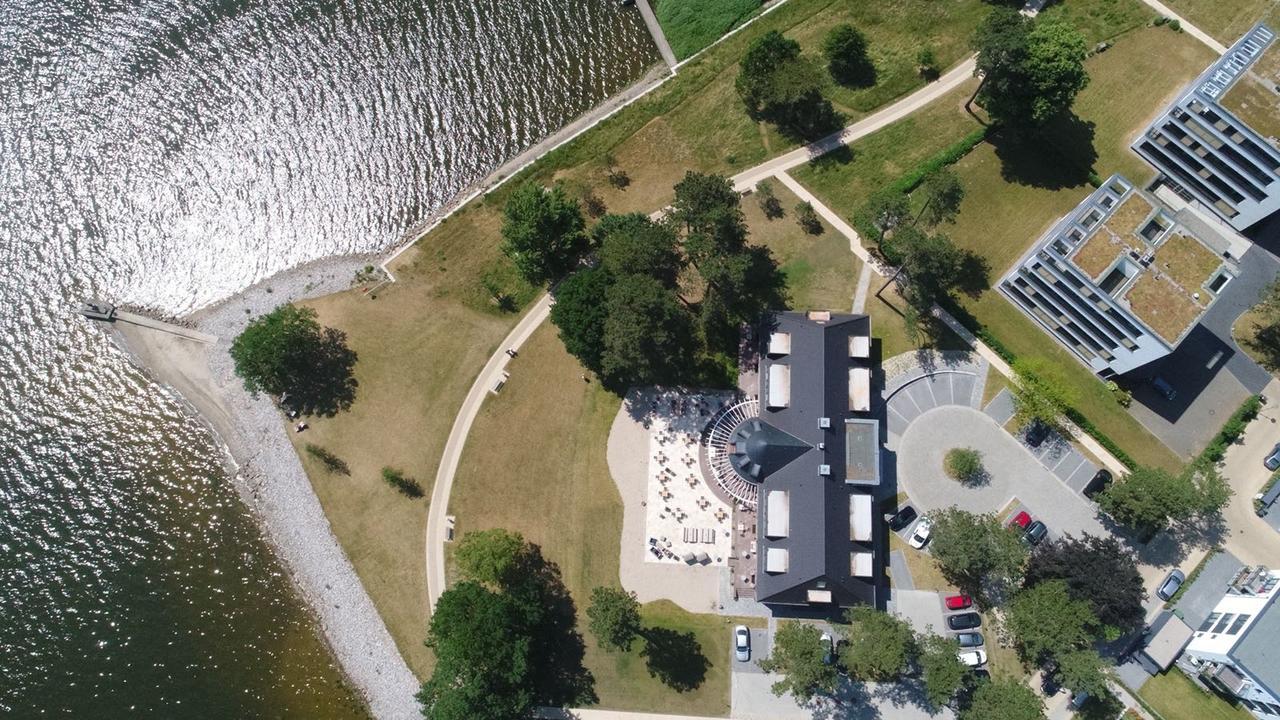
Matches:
[1009,510,1031,529]
[945,594,973,611]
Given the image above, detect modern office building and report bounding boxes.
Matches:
[1132,23,1280,230]
[999,174,1237,377]
[1179,566,1280,719]
[707,311,882,610]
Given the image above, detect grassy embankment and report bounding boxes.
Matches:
[284,0,990,688]
[1139,670,1255,720]
[1161,0,1278,45]
[792,21,1213,472]
[655,0,763,60]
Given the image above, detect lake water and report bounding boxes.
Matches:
[0,0,657,714]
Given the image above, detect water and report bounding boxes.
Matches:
[0,0,657,715]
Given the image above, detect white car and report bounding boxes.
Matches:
[908,518,932,549]
[821,632,834,665]
[734,625,751,662]
[958,649,987,667]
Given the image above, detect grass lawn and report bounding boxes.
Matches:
[1160,0,1277,44]
[1038,0,1155,45]
[978,610,1025,681]
[655,0,763,61]
[447,324,754,714]
[888,534,955,594]
[743,180,857,311]
[1139,670,1255,720]
[980,364,1008,408]
[1234,305,1279,374]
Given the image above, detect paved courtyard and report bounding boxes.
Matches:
[984,388,1101,494]
[896,405,1108,540]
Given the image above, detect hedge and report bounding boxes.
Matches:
[1195,395,1262,467]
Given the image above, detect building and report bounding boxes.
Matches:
[999,174,1237,377]
[1132,23,1280,230]
[1180,566,1280,719]
[711,310,882,610]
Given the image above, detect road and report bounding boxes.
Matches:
[424,293,553,611]
[1220,378,1280,567]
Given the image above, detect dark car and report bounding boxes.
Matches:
[956,632,984,648]
[1156,569,1186,601]
[947,612,982,631]
[1151,376,1177,401]
[1024,421,1049,448]
[1022,520,1048,546]
[1083,469,1112,499]
[888,505,918,531]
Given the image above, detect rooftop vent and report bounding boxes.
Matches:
[819,464,831,476]
[819,417,831,429]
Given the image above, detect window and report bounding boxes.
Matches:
[1213,613,1236,633]
[1200,612,1222,632]
[1228,614,1251,635]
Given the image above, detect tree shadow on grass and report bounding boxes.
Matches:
[991,113,1098,191]
[510,545,598,706]
[640,626,709,692]
[290,327,358,417]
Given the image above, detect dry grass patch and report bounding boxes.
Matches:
[1154,233,1222,295]
[1125,273,1203,343]
[744,182,858,312]
[1160,0,1275,45]
[980,364,1009,408]
[888,533,955,594]
[1106,193,1155,241]
[1222,74,1280,149]
[1073,232,1127,279]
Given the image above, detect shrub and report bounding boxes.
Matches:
[795,201,822,234]
[305,444,350,475]
[916,46,940,80]
[1105,381,1132,408]
[1169,19,1181,32]
[945,448,984,483]
[756,179,784,219]
[381,466,424,498]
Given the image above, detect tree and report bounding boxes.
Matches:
[1009,357,1077,431]
[418,581,536,720]
[917,46,940,80]
[1097,465,1229,536]
[500,181,588,285]
[1056,648,1111,699]
[672,171,747,250]
[736,31,839,139]
[860,189,911,243]
[230,304,358,415]
[755,179,785,219]
[601,273,695,387]
[455,529,527,588]
[918,633,968,708]
[971,10,1089,130]
[795,201,822,234]
[960,677,1045,720]
[839,607,916,681]
[586,586,642,652]
[1024,534,1144,632]
[915,168,966,227]
[929,508,1027,592]
[823,24,875,87]
[945,448,984,483]
[1007,580,1099,663]
[884,225,966,309]
[597,213,685,288]
[602,151,629,189]
[550,267,611,374]
[759,622,838,701]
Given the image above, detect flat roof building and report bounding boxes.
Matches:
[746,310,883,610]
[999,174,1237,377]
[1132,23,1280,230]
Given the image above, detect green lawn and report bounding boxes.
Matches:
[1038,0,1155,45]
[655,0,763,60]
[1139,671,1255,720]
[1160,0,1276,44]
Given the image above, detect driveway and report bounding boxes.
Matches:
[984,388,1101,494]
[895,406,1107,540]
[1218,380,1280,566]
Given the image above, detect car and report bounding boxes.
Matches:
[1024,421,1049,448]
[908,518,932,549]
[956,632,984,648]
[947,612,982,631]
[958,649,987,667]
[1083,469,1112,499]
[1152,376,1177,401]
[734,625,751,662]
[1156,569,1186,601]
[1266,443,1280,471]
[821,633,835,665]
[1008,510,1031,530]
[1022,520,1049,546]
[888,505,918,531]
[945,594,973,611]
[1069,691,1091,710]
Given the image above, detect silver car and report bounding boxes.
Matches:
[734,625,751,662]
[1156,569,1185,601]
[1265,443,1280,471]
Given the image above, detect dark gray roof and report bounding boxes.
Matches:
[729,418,812,481]
[1230,592,1280,698]
[755,311,881,609]
[1174,551,1244,629]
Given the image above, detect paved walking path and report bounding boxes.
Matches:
[635,0,679,70]
[851,261,873,313]
[1135,0,1228,54]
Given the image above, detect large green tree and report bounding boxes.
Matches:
[673,171,748,255]
[455,529,528,588]
[601,273,694,386]
[596,213,685,289]
[929,508,1027,593]
[884,225,967,310]
[1097,465,1230,536]
[230,304,357,415]
[586,586,642,652]
[500,181,589,285]
[1024,534,1144,632]
[960,677,1045,720]
[736,31,839,139]
[1007,580,1099,664]
[972,9,1089,129]
[915,168,966,227]
[918,633,968,709]
[549,266,611,374]
[823,24,875,87]
[759,622,838,701]
[1057,648,1111,699]
[1010,357,1077,431]
[838,607,916,681]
